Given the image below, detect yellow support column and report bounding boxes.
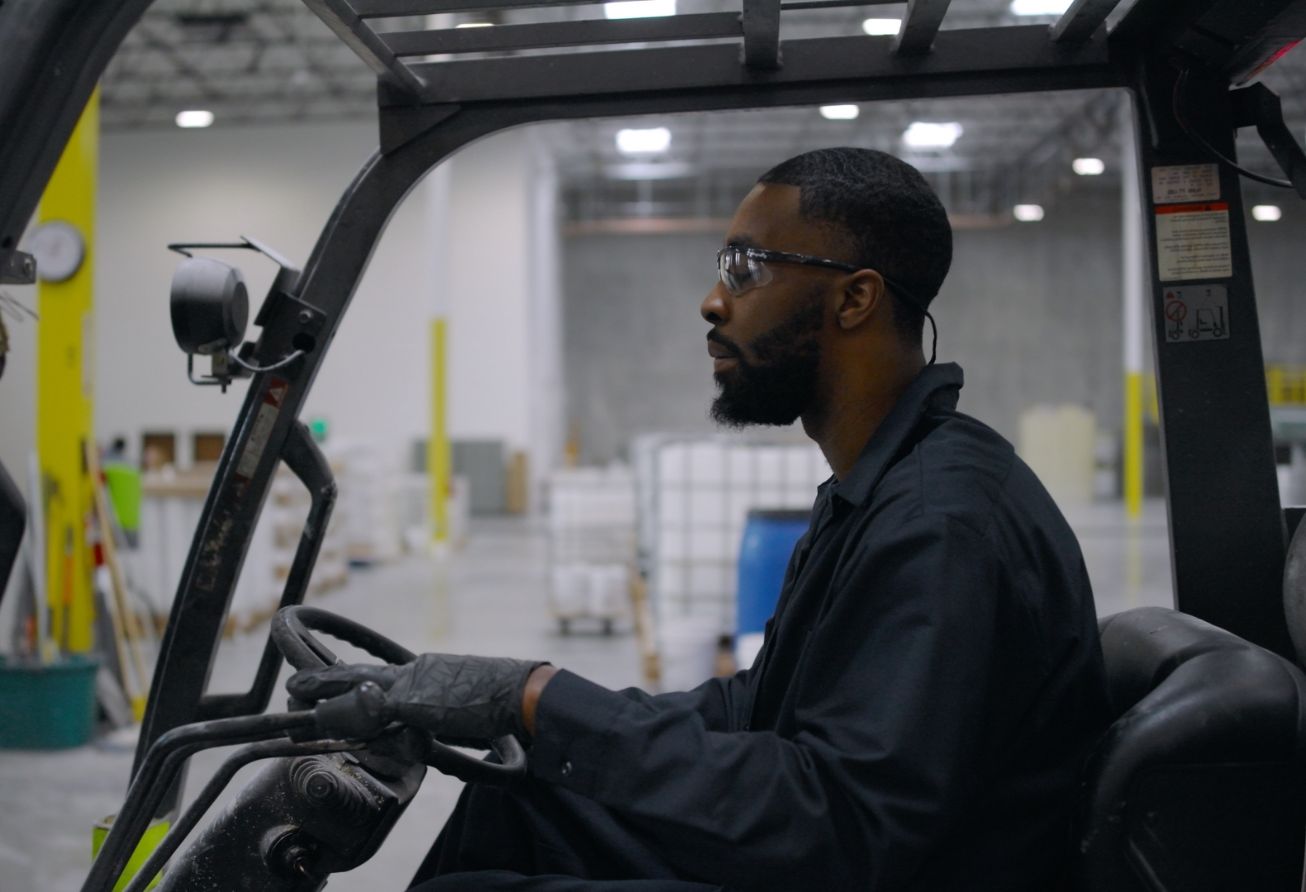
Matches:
[429,317,450,545]
[1121,100,1145,519]
[1123,372,1144,516]
[36,90,99,653]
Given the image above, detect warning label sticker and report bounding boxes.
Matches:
[236,378,289,481]
[1155,202,1233,281]
[1162,284,1229,343]
[1151,164,1220,204]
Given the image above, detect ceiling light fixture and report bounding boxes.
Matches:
[1252,204,1283,222]
[1013,204,1045,222]
[456,21,494,28]
[820,104,860,121]
[176,110,215,129]
[1010,0,1074,15]
[1072,157,1106,175]
[616,127,672,154]
[605,161,695,180]
[903,121,963,149]
[862,18,901,36]
[605,0,675,19]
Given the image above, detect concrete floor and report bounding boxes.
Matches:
[0,503,1174,891]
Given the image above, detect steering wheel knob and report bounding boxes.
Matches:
[312,681,390,739]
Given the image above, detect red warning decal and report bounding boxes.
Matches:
[235,376,291,483]
[1155,202,1229,215]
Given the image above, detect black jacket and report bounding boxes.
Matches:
[531,362,1111,891]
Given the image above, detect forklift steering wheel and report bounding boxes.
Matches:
[271,605,527,784]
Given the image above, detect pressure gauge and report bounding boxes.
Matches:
[28,220,86,283]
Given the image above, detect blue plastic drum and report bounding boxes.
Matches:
[735,509,810,667]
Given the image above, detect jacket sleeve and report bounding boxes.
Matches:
[612,671,752,733]
[528,512,1006,890]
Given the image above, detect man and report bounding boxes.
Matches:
[289,147,1111,891]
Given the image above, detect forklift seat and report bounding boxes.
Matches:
[1072,606,1306,892]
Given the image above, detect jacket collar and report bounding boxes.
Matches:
[826,362,964,509]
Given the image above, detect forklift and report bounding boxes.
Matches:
[4,0,1306,888]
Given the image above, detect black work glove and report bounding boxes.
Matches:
[286,653,548,743]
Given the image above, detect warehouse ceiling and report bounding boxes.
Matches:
[101,0,1306,223]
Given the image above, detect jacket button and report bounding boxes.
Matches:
[560,760,573,777]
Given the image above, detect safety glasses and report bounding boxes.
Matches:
[715,243,939,365]
[715,245,860,296]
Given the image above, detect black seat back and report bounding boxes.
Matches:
[1073,606,1306,892]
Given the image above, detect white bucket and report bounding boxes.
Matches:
[588,564,629,618]
[550,564,591,617]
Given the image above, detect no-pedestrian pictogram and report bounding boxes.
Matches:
[1164,292,1188,323]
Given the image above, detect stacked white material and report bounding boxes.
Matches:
[269,468,349,596]
[333,443,402,564]
[1017,404,1097,508]
[638,435,829,642]
[137,471,209,624]
[391,472,471,553]
[137,464,349,633]
[546,466,637,628]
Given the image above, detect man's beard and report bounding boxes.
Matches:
[709,300,822,428]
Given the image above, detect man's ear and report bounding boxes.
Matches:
[834,269,886,331]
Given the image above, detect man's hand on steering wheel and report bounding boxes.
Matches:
[287,653,550,744]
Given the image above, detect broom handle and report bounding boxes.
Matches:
[85,442,150,701]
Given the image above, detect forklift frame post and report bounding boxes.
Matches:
[1129,56,1294,658]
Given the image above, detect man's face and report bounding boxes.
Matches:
[701,183,840,428]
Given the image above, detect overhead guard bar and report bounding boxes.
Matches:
[396,25,1115,106]
[354,0,904,12]
[1052,0,1125,43]
[379,12,745,57]
[743,0,784,70]
[301,0,426,94]
[781,0,906,8]
[353,0,608,16]
[894,0,952,54]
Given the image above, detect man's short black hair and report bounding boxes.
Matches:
[758,147,952,344]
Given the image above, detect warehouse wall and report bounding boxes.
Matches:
[1244,191,1306,365]
[442,127,565,498]
[90,120,434,472]
[0,122,562,501]
[562,190,1306,464]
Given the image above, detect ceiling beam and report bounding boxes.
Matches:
[135,22,230,104]
[255,0,355,108]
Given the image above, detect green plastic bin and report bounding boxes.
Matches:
[103,463,142,533]
[0,654,99,748]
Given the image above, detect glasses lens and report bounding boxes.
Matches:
[717,247,770,295]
